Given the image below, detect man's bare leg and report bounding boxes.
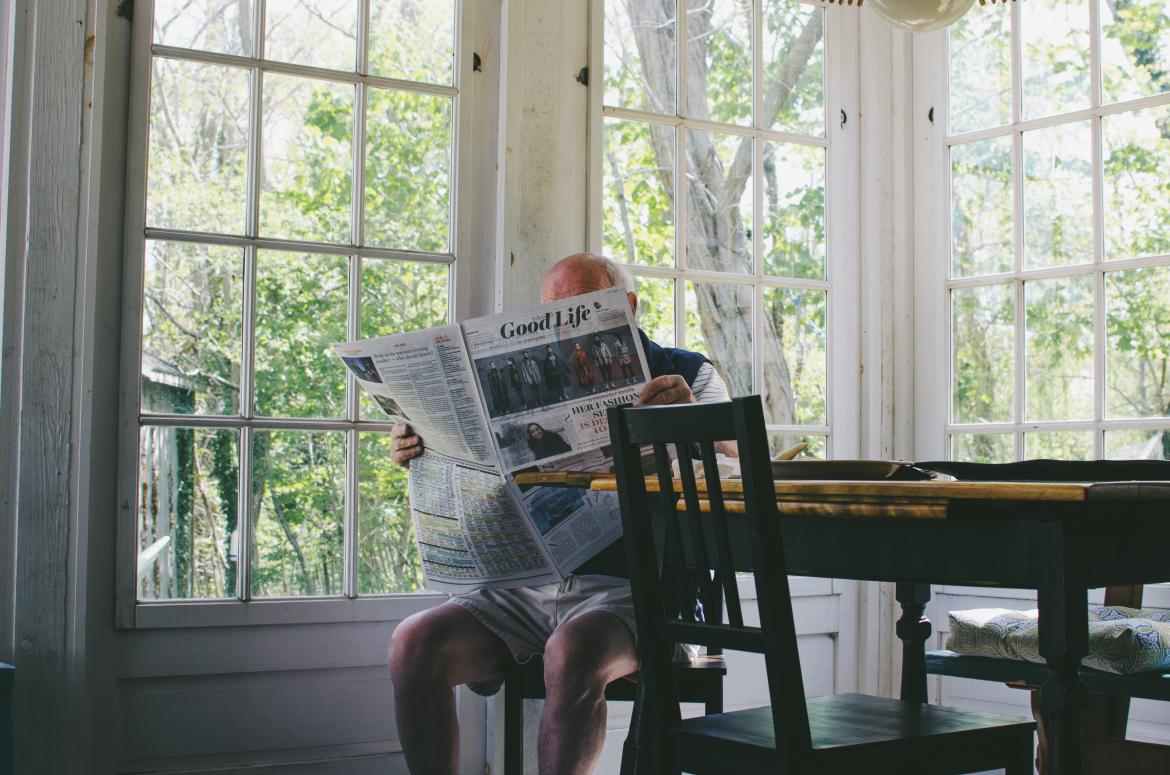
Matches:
[388,603,513,775]
[539,611,639,775]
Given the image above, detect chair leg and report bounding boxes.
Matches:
[1006,732,1038,775]
[619,682,644,775]
[504,676,524,775]
[704,682,722,716]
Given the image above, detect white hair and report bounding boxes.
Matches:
[595,254,636,293]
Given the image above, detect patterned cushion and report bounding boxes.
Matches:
[947,606,1170,675]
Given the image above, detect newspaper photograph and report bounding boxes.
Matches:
[334,288,651,590]
[462,289,650,475]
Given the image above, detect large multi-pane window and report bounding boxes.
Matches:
[126,0,457,610]
[936,0,1170,461]
[594,0,846,457]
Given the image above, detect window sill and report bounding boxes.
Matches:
[128,592,448,629]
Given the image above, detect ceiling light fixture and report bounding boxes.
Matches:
[816,0,1017,33]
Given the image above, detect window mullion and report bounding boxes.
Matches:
[237,424,254,602]
[345,428,359,599]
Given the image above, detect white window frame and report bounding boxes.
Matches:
[115,0,486,628]
[585,0,861,458]
[913,3,1170,464]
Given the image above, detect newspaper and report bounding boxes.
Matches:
[334,288,651,592]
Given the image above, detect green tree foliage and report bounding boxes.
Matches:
[140,0,451,599]
[949,0,1170,462]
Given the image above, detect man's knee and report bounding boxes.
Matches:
[389,604,510,690]
[543,615,635,702]
[389,611,443,683]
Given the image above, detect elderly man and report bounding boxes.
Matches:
[387,253,731,775]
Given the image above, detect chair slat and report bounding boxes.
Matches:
[699,439,744,628]
[654,441,692,621]
[676,443,713,622]
[658,620,765,653]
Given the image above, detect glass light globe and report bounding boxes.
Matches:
[866,0,977,32]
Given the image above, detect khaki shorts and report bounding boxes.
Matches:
[448,574,694,696]
[449,574,635,690]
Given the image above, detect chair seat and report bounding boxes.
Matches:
[673,693,1034,773]
[926,649,1170,702]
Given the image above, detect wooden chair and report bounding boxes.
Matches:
[608,395,1037,774]
[1,663,12,775]
[501,550,727,774]
[927,584,1170,774]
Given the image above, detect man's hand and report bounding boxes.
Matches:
[636,375,695,406]
[390,423,424,467]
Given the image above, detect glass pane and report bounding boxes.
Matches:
[1103,104,1170,261]
[951,432,1015,463]
[254,251,348,418]
[360,258,449,418]
[687,0,752,125]
[686,130,753,274]
[762,0,825,136]
[153,0,252,56]
[1025,275,1095,421]
[358,433,422,593]
[1021,0,1091,119]
[260,74,354,243]
[1105,428,1170,459]
[1023,121,1093,269]
[603,0,676,114]
[762,287,826,426]
[138,426,239,600]
[1101,0,1170,105]
[769,432,827,460]
[948,5,1011,135]
[1025,431,1094,459]
[685,281,753,398]
[251,430,346,597]
[1106,264,1170,418]
[952,284,1015,423]
[141,240,243,416]
[602,118,675,268]
[762,142,824,279]
[369,0,455,85]
[365,89,452,252]
[951,137,1014,278]
[635,275,675,348]
[147,58,249,234]
[264,0,357,71]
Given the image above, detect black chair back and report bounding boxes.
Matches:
[608,396,812,769]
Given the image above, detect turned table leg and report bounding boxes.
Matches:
[896,582,932,704]
[1037,525,1090,775]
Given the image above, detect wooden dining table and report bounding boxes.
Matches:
[515,471,1170,775]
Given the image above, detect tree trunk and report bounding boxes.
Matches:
[625,0,823,425]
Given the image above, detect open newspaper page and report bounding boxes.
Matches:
[406,451,560,591]
[334,326,559,591]
[460,288,651,575]
[334,325,494,466]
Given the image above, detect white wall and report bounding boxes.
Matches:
[497,0,590,310]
